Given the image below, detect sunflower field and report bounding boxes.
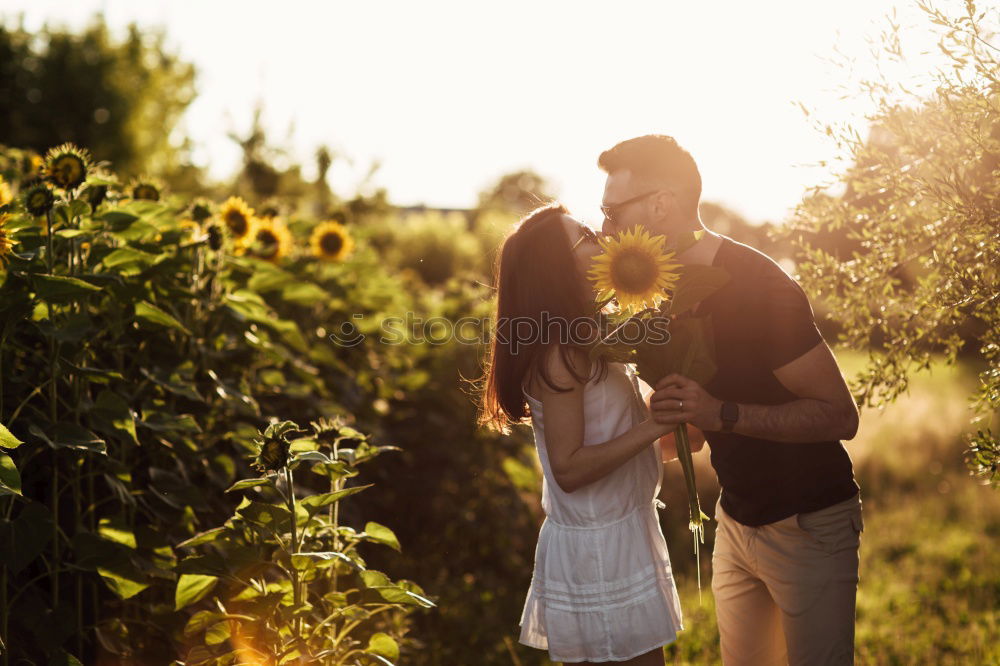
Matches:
[0,142,544,665]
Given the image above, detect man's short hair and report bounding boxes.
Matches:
[598,135,702,215]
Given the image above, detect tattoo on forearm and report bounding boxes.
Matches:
[735,399,848,443]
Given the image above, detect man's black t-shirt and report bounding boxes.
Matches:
[696,234,859,527]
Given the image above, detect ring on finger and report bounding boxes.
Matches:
[678,400,684,411]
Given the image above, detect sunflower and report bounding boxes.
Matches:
[204,220,228,252]
[310,416,343,449]
[189,198,213,223]
[43,143,91,190]
[219,196,255,241]
[130,178,162,202]
[0,213,15,267]
[310,220,354,261]
[178,218,201,238]
[246,217,292,263]
[22,153,43,180]
[23,182,56,217]
[0,177,12,208]
[257,199,281,220]
[587,227,681,312]
[84,184,108,209]
[250,421,310,473]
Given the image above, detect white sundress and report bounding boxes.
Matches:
[518,362,684,663]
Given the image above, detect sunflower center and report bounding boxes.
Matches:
[609,249,661,294]
[320,232,344,255]
[255,230,278,258]
[225,211,248,235]
[53,156,85,188]
[134,185,159,201]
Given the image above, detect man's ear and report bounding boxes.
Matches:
[650,190,674,223]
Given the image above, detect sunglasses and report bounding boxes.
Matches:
[600,189,663,227]
[571,224,600,251]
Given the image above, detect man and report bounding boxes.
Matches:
[598,135,863,665]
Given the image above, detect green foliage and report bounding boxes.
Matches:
[777,2,1000,483]
[0,143,430,663]
[0,16,199,184]
[384,211,482,285]
[176,418,432,664]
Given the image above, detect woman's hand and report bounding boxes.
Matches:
[658,425,707,463]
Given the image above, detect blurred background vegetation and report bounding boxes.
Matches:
[0,4,997,664]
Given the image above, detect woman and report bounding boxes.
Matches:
[478,202,702,665]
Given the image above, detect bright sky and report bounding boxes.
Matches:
[2,0,968,224]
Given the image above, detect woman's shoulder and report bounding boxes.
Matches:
[524,345,603,398]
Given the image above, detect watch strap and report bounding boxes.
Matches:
[720,401,739,433]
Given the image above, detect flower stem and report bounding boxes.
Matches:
[284,466,302,639]
[674,423,706,602]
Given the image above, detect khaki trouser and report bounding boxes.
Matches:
[711,492,864,666]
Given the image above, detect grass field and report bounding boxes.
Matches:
[533,352,1000,665]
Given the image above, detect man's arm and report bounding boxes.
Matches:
[649,340,859,443]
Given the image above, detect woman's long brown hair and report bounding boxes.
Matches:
[477,202,606,433]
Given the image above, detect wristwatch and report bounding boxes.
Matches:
[720,401,739,433]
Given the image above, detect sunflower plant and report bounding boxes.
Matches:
[587,227,730,594]
[176,418,433,665]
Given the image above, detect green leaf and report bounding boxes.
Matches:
[136,412,201,435]
[176,527,227,549]
[101,210,138,227]
[93,390,138,445]
[363,522,401,552]
[668,264,729,315]
[33,274,102,301]
[86,174,118,187]
[360,570,392,588]
[281,281,331,305]
[0,423,24,449]
[60,360,124,383]
[668,264,731,316]
[226,477,271,492]
[99,514,137,549]
[138,366,204,403]
[299,484,373,513]
[0,452,21,496]
[635,316,717,386]
[247,265,295,293]
[309,460,356,481]
[237,501,291,530]
[68,198,92,219]
[97,562,149,600]
[109,220,159,242]
[29,422,107,454]
[0,500,52,573]
[290,450,333,466]
[53,228,92,239]
[268,318,310,354]
[370,585,436,608]
[184,610,225,638]
[134,300,191,335]
[204,619,231,646]
[290,551,361,571]
[47,650,84,666]
[366,633,399,661]
[175,574,219,610]
[102,247,160,269]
